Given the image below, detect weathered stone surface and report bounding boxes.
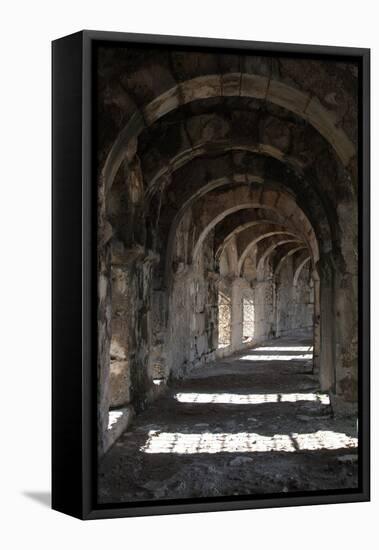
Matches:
[104,406,134,454]
[95,47,359,481]
[109,360,130,407]
[99,335,358,502]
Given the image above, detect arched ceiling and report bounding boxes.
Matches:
[173,183,317,266]
[257,238,305,272]
[217,221,300,258]
[294,256,312,286]
[98,46,358,286]
[237,229,303,276]
[273,245,309,278]
[99,68,356,185]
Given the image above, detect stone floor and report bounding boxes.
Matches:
[98,333,358,503]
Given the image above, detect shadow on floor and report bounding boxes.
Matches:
[22,491,51,508]
[99,334,358,503]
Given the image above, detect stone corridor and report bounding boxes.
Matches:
[96,48,359,500]
[98,333,358,503]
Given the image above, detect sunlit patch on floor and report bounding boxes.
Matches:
[108,410,124,430]
[141,430,358,454]
[239,353,313,361]
[254,346,313,352]
[174,392,330,405]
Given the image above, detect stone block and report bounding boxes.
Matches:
[240,74,268,99]
[109,360,130,407]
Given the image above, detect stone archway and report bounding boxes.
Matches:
[96,48,358,458]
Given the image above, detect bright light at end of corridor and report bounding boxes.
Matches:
[141,430,357,454]
[175,392,330,405]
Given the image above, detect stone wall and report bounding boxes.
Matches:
[96,47,359,454]
[167,232,219,378]
[275,259,313,336]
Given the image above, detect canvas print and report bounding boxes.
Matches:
[95,44,360,504]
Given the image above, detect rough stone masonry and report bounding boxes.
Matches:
[96,46,358,499]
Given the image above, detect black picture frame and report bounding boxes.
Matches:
[52,30,370,520]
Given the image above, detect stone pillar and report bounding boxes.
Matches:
[149,288,168,380]
[330,200,358,405]
[272,279,278,337]
[334,272,358,402]
[109,264,131,408]
[97,221,113,456]
[313,273,321,373]
[231,277,243,350]
[318,256,335,392]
